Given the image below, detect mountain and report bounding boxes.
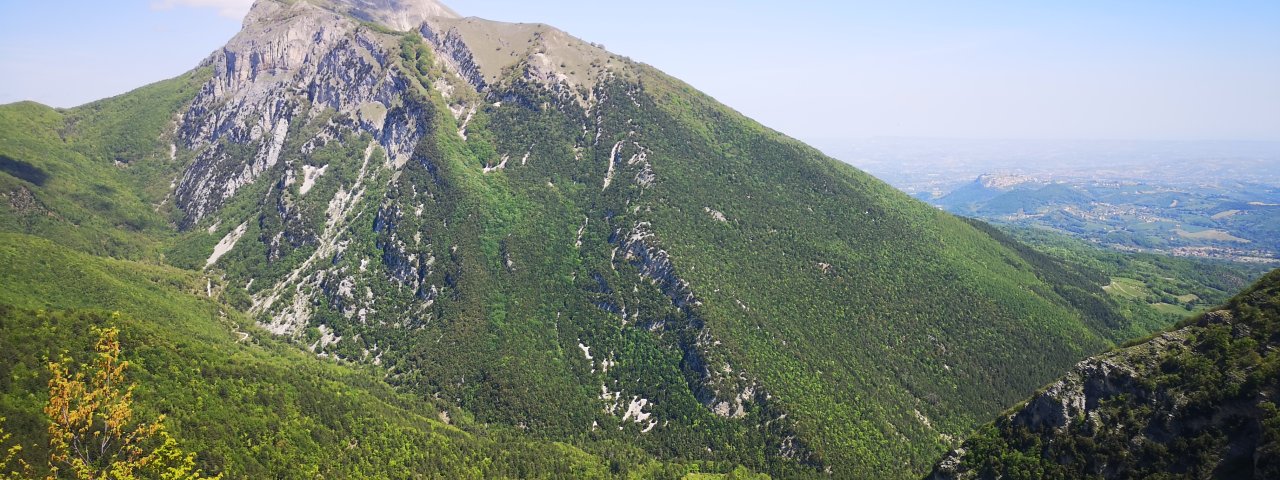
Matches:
[929,267,1280,479]
[934,175,1095,217]
[0,0,1190,477]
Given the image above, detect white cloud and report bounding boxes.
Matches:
[151,0,255,20]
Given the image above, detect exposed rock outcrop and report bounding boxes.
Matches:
[929,271,1280,480]
[174,0,441,227]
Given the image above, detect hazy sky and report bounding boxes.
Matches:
[1,0,1277,143]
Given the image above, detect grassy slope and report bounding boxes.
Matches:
[0,69,209,260]
[411,52,1198,474]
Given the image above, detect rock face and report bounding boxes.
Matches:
[1008,341,1161,433]
[174,0,434,227]
[338,0,459,30]
[929,272,1280,480]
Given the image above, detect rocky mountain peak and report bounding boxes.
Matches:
[246,0,459,31]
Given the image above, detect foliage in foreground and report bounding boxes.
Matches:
[38,325,214,479]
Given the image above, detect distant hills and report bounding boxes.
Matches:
[928,173,1280,264]
[822,137,1280,264]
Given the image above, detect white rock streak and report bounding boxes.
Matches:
[299,164,328,195]
[574,216,588,248]
[602,140,623,190]
[482,154,509,173]
[457,105,476,140]
[206,222,247,268]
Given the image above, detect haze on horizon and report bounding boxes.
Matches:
[1,0,1277,144]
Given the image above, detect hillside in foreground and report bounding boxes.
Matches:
[930,268,1280,479]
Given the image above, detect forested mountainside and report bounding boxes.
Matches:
[929,268,1280,479]
[0,0,1240,477]
[0,233,758,478]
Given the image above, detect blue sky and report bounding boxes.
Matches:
[1,0,1277,143]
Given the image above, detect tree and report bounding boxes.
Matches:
[43,325,217,480]
[0,418,34,480]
